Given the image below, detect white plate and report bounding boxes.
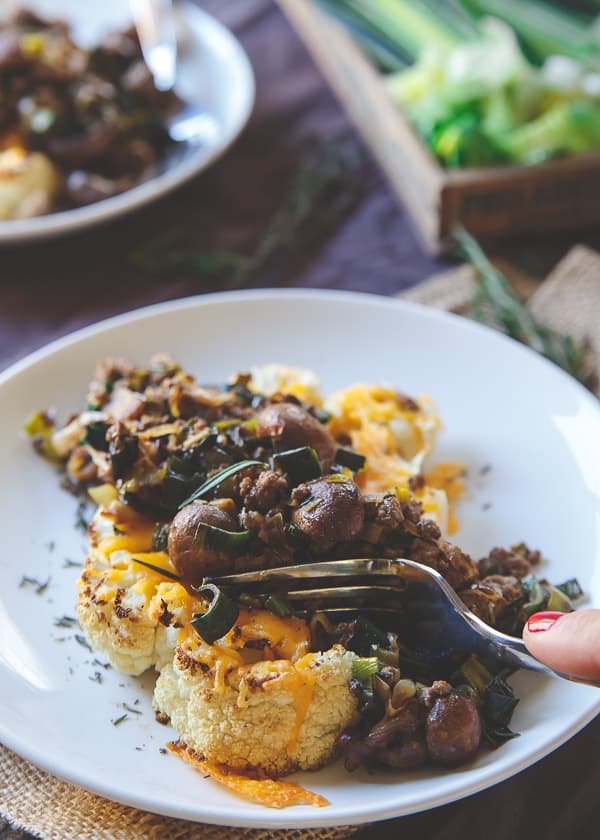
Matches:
[0,0,254,244]
[1,289,599,829]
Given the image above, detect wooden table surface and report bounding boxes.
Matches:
[1,2,600,837]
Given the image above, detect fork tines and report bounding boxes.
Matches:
[204,557,426,613]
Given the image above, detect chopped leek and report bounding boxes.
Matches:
[81,422,109,451]
[272,446,322,486]
[482,675,520,748]
[503,99,600,164]
[520,575,550,618]
[351,656,380,686]
[460,653,494,693]
[556,578,584,600]
[333,447,366,472]
[24,410,58,460]
[322,1,600,168]
[317,0,473,64]
[193,523,253,552]
[314,408,331,424]
[544,583,575,613]
[191,584,240,645]
[462,0,599,66]
[264,594,293,618]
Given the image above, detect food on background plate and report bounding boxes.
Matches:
[26,358,581,807]
[0,10,178,220]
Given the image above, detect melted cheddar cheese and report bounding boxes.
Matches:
[238,656,317,753]
[168,744,328,808]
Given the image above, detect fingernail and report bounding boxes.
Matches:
[526,611,565,633]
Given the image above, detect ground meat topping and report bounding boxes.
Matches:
[460,574,523,628]
[365,494,405,530]
[478,545,541,579]
[407,538,478,590]
[242,469,289,514]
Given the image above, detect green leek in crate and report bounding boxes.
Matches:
[318,0,600,168]
[461,0,600,65]
[317,0,477,67]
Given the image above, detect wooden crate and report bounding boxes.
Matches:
[278,0,600,253]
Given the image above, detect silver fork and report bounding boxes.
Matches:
[207,557,586,684]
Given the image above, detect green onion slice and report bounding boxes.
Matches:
[82,422,109,452]
[177,460,266,509]
[211,419,239,432]
[351,656,380,687]
[460,654,494,694]
[24,410,54,438]
[545,584,574,613]
[264,594,292,618]
[314,408,331,424]
[272,446,322,486]
[334,447,366,472]
[24,410,59,460]
[520,575,550,619]
[555,578,583,600]
[191,584,240,644]
[194,523,253,552]
[371,644,399,667]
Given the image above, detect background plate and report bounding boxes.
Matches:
[0,0,254,244]
[1,289,599,828]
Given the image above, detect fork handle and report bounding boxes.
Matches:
[473,625,600,687]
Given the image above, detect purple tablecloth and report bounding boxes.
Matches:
[1,2,599,837]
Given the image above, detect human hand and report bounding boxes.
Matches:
[523,610,600,683]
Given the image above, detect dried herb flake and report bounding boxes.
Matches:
[54,615,78,628]
[19,575,51,595]
[74,634,93,653]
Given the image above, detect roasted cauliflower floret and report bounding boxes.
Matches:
[247,363,323,406]
[77,566,193,674]
[154,641,358,776]
[76,507,197,675]
[0,148,61,220]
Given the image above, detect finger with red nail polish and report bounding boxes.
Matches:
[526,612,565,633]
[523,608,600,682]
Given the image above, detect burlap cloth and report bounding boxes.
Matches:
[2,244,600,840]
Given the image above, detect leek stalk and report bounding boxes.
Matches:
[461,0,600,64]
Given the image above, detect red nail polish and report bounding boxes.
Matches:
[526,611,565,633]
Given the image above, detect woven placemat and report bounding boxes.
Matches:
[3,244,600,840]
[0,744,356,840]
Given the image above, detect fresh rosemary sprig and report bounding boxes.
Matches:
[130,136,365,285]
[454,227,594,388]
